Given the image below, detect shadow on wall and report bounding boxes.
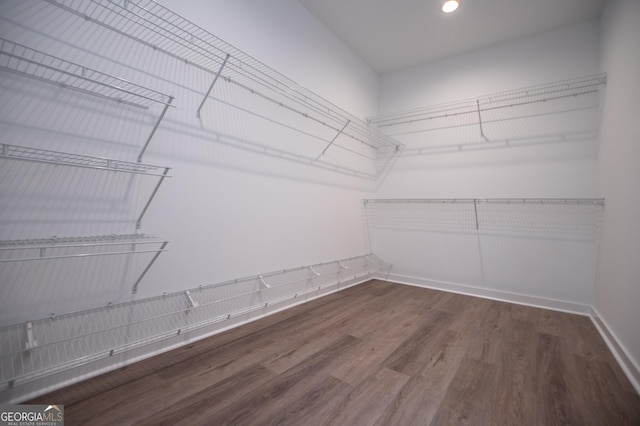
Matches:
[363,198,604,304]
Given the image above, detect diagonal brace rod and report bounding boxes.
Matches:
[137,167,170,229]
[317,120,350,160]
[477,100,489,142]
[197,54,230,118]
[473,198,479,230]
[132,241,169,294]
[138,96,173,162]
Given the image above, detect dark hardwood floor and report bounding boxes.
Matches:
[32,280,640,425]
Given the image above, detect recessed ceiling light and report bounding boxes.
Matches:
[442,0,460,13]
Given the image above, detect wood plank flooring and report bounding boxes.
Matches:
[31,280,640,425]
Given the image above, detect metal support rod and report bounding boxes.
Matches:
[338,260,349,270]
[137,167,170,229]
[473,199,479,230]
[309,266,320,277]
[316,120,350,160]
[132,241,168,294]
[25,322,36,350]
[196,53,230,118]
[476,100,489,142]
[185,290,199,309]
[138,96,173,162]
[258,275,271,289]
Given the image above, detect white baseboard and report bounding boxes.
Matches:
[589,307,640,395]
[375,272,592,315]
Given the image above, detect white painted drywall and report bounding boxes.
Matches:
[595,0,640,379]
[0,0,379,324]
[371,20,603,307]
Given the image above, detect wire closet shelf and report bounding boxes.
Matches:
[0,38,172,110]
[0,254,388,392]
[43,0,402,168]
[0,144,170,177]
[0,37,174,161]
[0,143,171,229]
[368,74,607,129]
[363,198,605,237]
[0,233,168,263]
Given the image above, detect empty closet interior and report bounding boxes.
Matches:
[1,0,639,403]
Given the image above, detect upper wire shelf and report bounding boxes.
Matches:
[0,143,171,177]
[0,38,172,110]
[368,74,607,128]
[43,0,401,155]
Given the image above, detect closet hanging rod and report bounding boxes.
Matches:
[0,38,173,109]
[0,144,171,177]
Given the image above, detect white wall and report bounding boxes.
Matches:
[371,20,603,309]
[0,0,379,324]
[595,0,640,384]
[377,19,601,198]
[162,0,378,118]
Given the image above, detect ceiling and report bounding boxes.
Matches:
[297,0,605,75]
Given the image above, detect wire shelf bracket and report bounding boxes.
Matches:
[0,144,171,229]
[138,95,174,162]
[196,53,230,119]
[316,119,350,160]
[136,166,171,229]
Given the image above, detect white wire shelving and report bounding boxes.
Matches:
[0,233,167,262]
[0,254,388,394]
[43,0,402,178]
[0,37,174,161]
[364,198,605,238]
[0,233,168,293]
[368,74,606,155]
[0,143,171,229]
[369,74,607,129]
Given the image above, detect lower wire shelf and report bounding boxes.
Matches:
[0,254,389,399]
[0,234,169,263]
